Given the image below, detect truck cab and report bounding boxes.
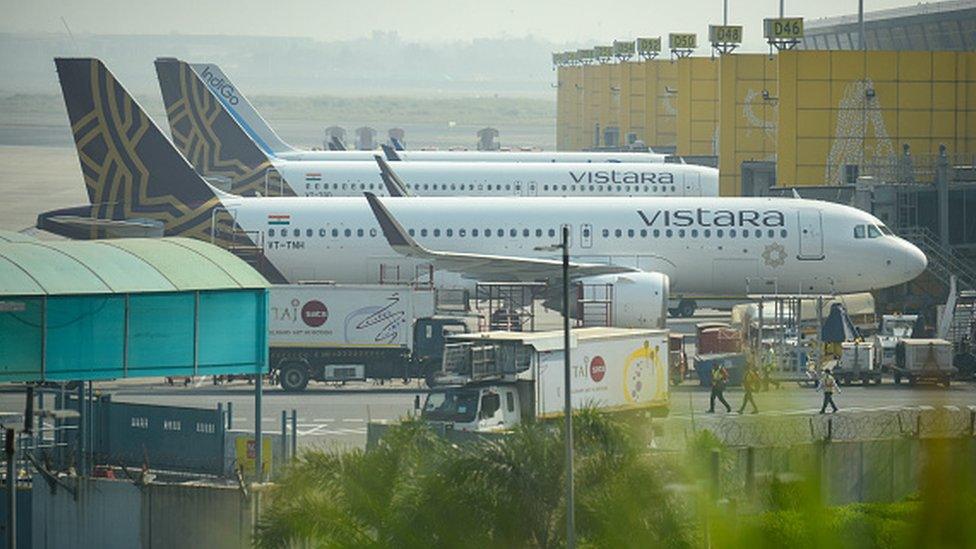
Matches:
[422,383,523,431]
[874,314,918,370]
[413,317,470,381]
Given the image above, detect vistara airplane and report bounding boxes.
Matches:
[154,58,666,164]
[42,58,927,327]
[152,57,717,198]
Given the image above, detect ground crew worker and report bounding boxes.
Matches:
[819,368,840,414]
[707,362,732,413]
[739,366,760,414]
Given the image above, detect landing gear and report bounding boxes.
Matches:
[676,299,697,318]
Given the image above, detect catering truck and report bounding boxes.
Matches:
[421,328,670,432]
[892,338,956,387]
[269,284,468,391]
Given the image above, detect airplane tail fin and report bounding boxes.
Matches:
[154,57,292,196]
[331,135,347,151]
[55,57,224,240]
[391,137,405,151]
[381,143,402,161]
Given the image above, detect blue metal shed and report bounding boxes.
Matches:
[0,234,269,382]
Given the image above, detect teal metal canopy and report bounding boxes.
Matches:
[0,234,269,382]
[0,236,268,296]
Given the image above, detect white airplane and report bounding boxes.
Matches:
[154,58,667,164]
[152,58,716,198]
[45,58,928,324]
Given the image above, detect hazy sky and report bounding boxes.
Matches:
[1,0,943,44]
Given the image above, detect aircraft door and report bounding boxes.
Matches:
[513,180,522,196]
[580,224,593,248]
[527,181,538,196]
[797,209,825,260]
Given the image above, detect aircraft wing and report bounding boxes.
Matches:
[364,192,635,282]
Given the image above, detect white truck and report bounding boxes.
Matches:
[421,327,670,432]
[893,338,956,387]
[269,284,469,391]
[873,314,919,371]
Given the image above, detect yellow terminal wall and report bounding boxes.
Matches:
[556,60,678,150]
[718,54,779,196]
[642,60,678,149]
[676,57,720,157]
[777,50,976,186]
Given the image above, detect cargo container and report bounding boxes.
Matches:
[831,341,879,385]
[696,322,741,355]
[873,314,919,371]
[268,284,468,391]
[420,328,669,432]
[893,339,956,387]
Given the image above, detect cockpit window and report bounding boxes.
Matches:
[854,225,865,239]
[868,225,881,238]
[878,224,893,236]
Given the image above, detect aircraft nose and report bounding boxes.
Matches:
[902,241,928,280]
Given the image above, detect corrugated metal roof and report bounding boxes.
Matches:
[0,236,268,296]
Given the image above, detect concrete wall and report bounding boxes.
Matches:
[31,476,255,549]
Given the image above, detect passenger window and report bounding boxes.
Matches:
[602,229,610,238]
[420,229,428,237]
[678,229,686,238]
[319,228,326,237]
[268,228,275,237]
[854,225,866,239]
[780,229,787,238]
[627,229,635,238]
[408,229,415,236]
[510,229,517,237]
[868,225,881,238]
[640,229,647,237]
[293,229,300,237]
[730,229,737,237]
[446,229,453,237]
[370,228,377,237]
[523,229,530,237]
[357,229,364,237]
[344,229,352,237]
[742,230,748,238]
[460,229,467,237]
[472,229,479,237]
[754,230,762,238]
[653,229,660,238]
[691,229,698,238]
[497,229,504,237]
[665,229,673,238]
[332,229,339,237]
[536,229,543,237]
[767,229,775,238]
[703,229,711,237]
[433,229,441,237]
[716,229,723,237]
[615,229,622,238]
[549,229,556,237]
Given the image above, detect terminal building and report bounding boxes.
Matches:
[554,0,976,312]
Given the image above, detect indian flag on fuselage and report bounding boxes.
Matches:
[268,214,290,226]
[305,173,322,182]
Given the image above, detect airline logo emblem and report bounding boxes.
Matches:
[589,356,606,382]
[301,300,329,327]
[305,173,322,182]
[268,214,290,226]
[637,208,786,228]
[198,66,240,105]
[570,170,674,185]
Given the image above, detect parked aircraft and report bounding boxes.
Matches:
[43,58,927,322]
[152,58,716,198]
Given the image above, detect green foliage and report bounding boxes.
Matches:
[254,411,694,548]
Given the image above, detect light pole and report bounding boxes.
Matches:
[535,225,574,547]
